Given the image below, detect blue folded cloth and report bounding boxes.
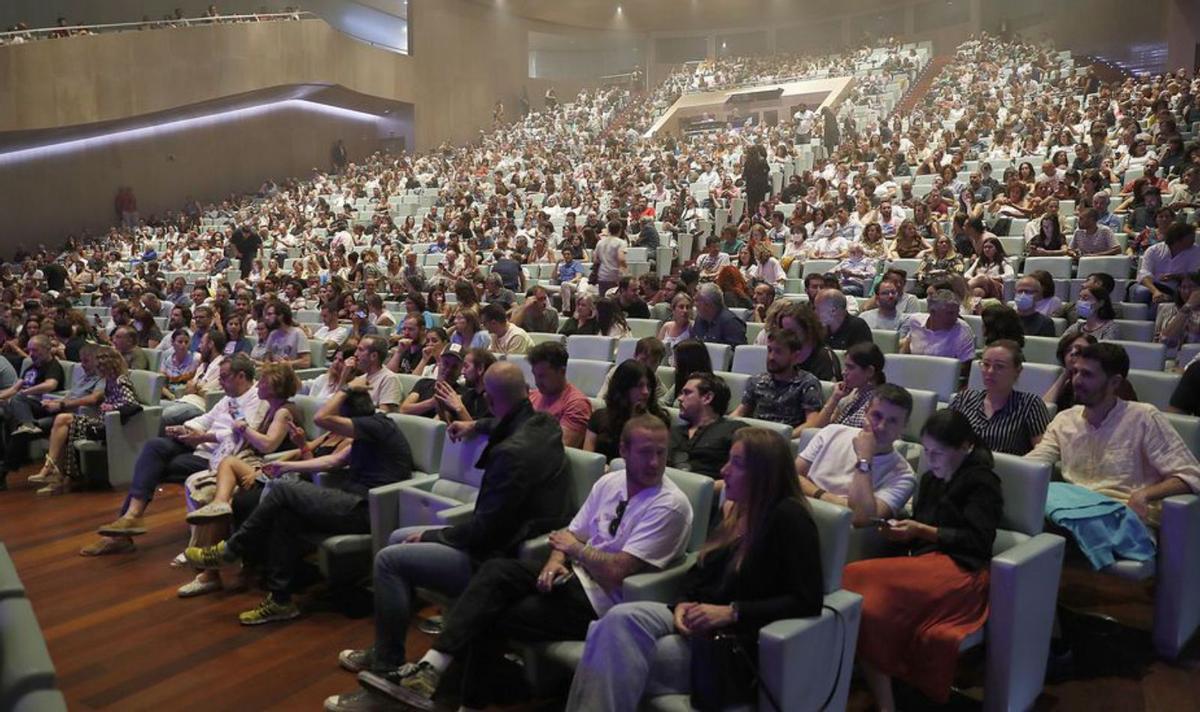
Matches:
[1045,482,1157,570]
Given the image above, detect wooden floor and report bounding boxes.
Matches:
[1,462,1197,712]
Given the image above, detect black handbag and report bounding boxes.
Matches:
[689,631,775,712]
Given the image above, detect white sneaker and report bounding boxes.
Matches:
[177,575,222,598]
[169,551,188,568]
[185,501,233,524]
[13,423,43,437]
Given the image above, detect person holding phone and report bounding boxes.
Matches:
[843,408,1002,709]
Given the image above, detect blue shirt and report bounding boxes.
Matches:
[557,259,586,283]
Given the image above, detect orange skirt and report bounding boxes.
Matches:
[842,552,989,702]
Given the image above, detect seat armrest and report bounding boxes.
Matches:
[435,503,475,527]
[369,482,411,555]
[622,553,697,603]
[397,473,439,492]
[518,534,550,563]
[1154,494,1200,660]
[758,589,862,712]
[984,533,1065,712]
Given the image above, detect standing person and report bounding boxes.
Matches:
[354,415,692,711]
[593,220,628,296]
[843,409,1002,709]
[332,139,348,173]
[185,378,414,624]
[742,145,770,217]
[325,362,573,706]
[230,226,262,281]
[566,427,823,712]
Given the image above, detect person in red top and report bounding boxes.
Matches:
[527,341,591,448]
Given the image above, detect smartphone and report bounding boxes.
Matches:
[866,517,891,528]
[552,570,576,588]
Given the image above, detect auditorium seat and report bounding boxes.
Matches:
[565,335,617,362]
[1125,370,1180,411]
[75,369,165,487]
[966,360,1062,397]
[1077,256,1133,281]
[565,359,614,398]
[0,598,57,710]
[0,544,23,600]
[1103,340,1165,371]
[529,332,565,347]
[883,354,960,402]
[704,343,732,371]
[715,371,750,413]
[394,433,490,528]
[730,344,767,375]
[1023,256,1072,280]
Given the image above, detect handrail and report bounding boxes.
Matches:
[0,11,315,40]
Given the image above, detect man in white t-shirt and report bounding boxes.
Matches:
[350,335,402,413]
[593,220,628,295]
[262,301,313,369]
[357,415,693,710]
[796,384,917,527]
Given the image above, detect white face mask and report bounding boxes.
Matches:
[1076,300,1094,319]
[1015,292,1035,311]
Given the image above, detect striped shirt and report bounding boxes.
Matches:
[948,388,1052,456]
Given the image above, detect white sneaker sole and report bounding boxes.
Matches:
[357,671,435,711]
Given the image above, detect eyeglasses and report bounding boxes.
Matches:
[608,499,628,537]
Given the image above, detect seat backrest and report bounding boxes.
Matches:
[1023,256,1072,280]
[1104,339,1165,371]
[565,447,607,511]
[530,332,566,347]
[1125,369,1180,411]
[1164,413,1200,460]
[730,345,767,375]
[59,360,78,392]
[905,388,937,442]
[128,369,164,406]
[565,359,614,397]
[1077,256,1133,281]
[566,335,617,362]
[387,413,446,475]
[662,467,715,553]
[704,342,732,371]
[1113,320,1154,343]
[715,371,750,414]
[808,499,852,593]
[1023,335,1061,365]
[627,318,660,339]
[437,432,489,487]
[308,338,328,368]
[615,338,638,363]
[292,394,326,438]
[883,354,959,402]
[396,373,424,400]
[991,452,1052,537]
[871,329,899,354]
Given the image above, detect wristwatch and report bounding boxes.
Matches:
[856,458,872,473]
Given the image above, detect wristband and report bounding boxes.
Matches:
[812,488,826,501]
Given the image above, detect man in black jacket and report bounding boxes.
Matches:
[326,361,572,688]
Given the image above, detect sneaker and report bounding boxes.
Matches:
[13,423,43,437]
[324,688,405,712]
[80,537,136,556]
[185,541,237,569]
[338,649,374,673]
[358,662,439,710]
[185,501,233,524]
[415,615,443,635]
[238,593,301,625]
[97,515,147,537]
[169,551,188,568]
[177,575,222,598]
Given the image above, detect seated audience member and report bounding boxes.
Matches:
[669,372,746,482]
[161,329,228,426]
[400,343,467,422]
[159,328,199,397]
[860,268,921,315]
[527,341,591,448]
[354,415,693,711]
[754,301,843,381]
[1044,333,1137,411]
[82,353,263,556]
[816,288,872,350]
[481,302,534,355]
[1025,269,1063,317]
[585,360,671,462]
[900,288,976,362]
[732,329,824,435]
[312,303,350,353]
[180,362,303,596]
[691,283,748,346]
[843,409,1002,708]
[511,285,560,334]
[1169,357,1200,415]
[450,310,491,350]
[1061,285,1119,341]
[859,279,909,331]
[833,242,881,296]
[1028,211,1071,256]
[12,344,104,489]
[666,339,714,407]
[1133,222,1200,304]
[186,382,413,623]
[809,342,887,429]
[352,335,402,413]
[715,266,753,309]
[29,347,142,496]
[1069,207,1121,257]
[657,294,695,359]
[915,235,965,293]
[112,325,151,371]
[409,327,448,379]
[749,282,776,323]
[305,343,356,401]
[615,276,651,319]
[1029,343,1200,531]
[559,294,601,336]
[697,236,732,281]
[0,335,66,470]
[949,340,1051,455]
[156,305,192,354]
[980,304,1027,346]
[597,336,667,402]
[964,236,1015,296]
[481,274,517,311]
[386,315,426,374]
[1155,271,1200,350]
[325,362,572,695]
[432,347,495,423]
[795,383,917,526]
[1013,276,1057,336]
[566,428,823,712]
[749,244,786,294]
[262,301,313,368]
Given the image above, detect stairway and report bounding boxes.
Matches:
[892,54,953,117]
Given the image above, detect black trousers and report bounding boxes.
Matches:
[226,479,368,595]
[435,558,597,707]
[1,396,51,472]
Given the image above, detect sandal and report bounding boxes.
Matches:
[28,454,62,485]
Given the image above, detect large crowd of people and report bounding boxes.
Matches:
[1,28,1200,710]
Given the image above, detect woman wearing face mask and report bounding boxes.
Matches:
[843,409,1002,711]
[1062,285,1119,341]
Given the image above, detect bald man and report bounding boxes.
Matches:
[328,361,574,684]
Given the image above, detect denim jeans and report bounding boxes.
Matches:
[371,525,474,668]
[123,436,207,512]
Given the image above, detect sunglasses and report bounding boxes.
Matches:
[608,499,628,537]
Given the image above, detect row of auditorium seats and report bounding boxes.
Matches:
[0,543,68,711]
